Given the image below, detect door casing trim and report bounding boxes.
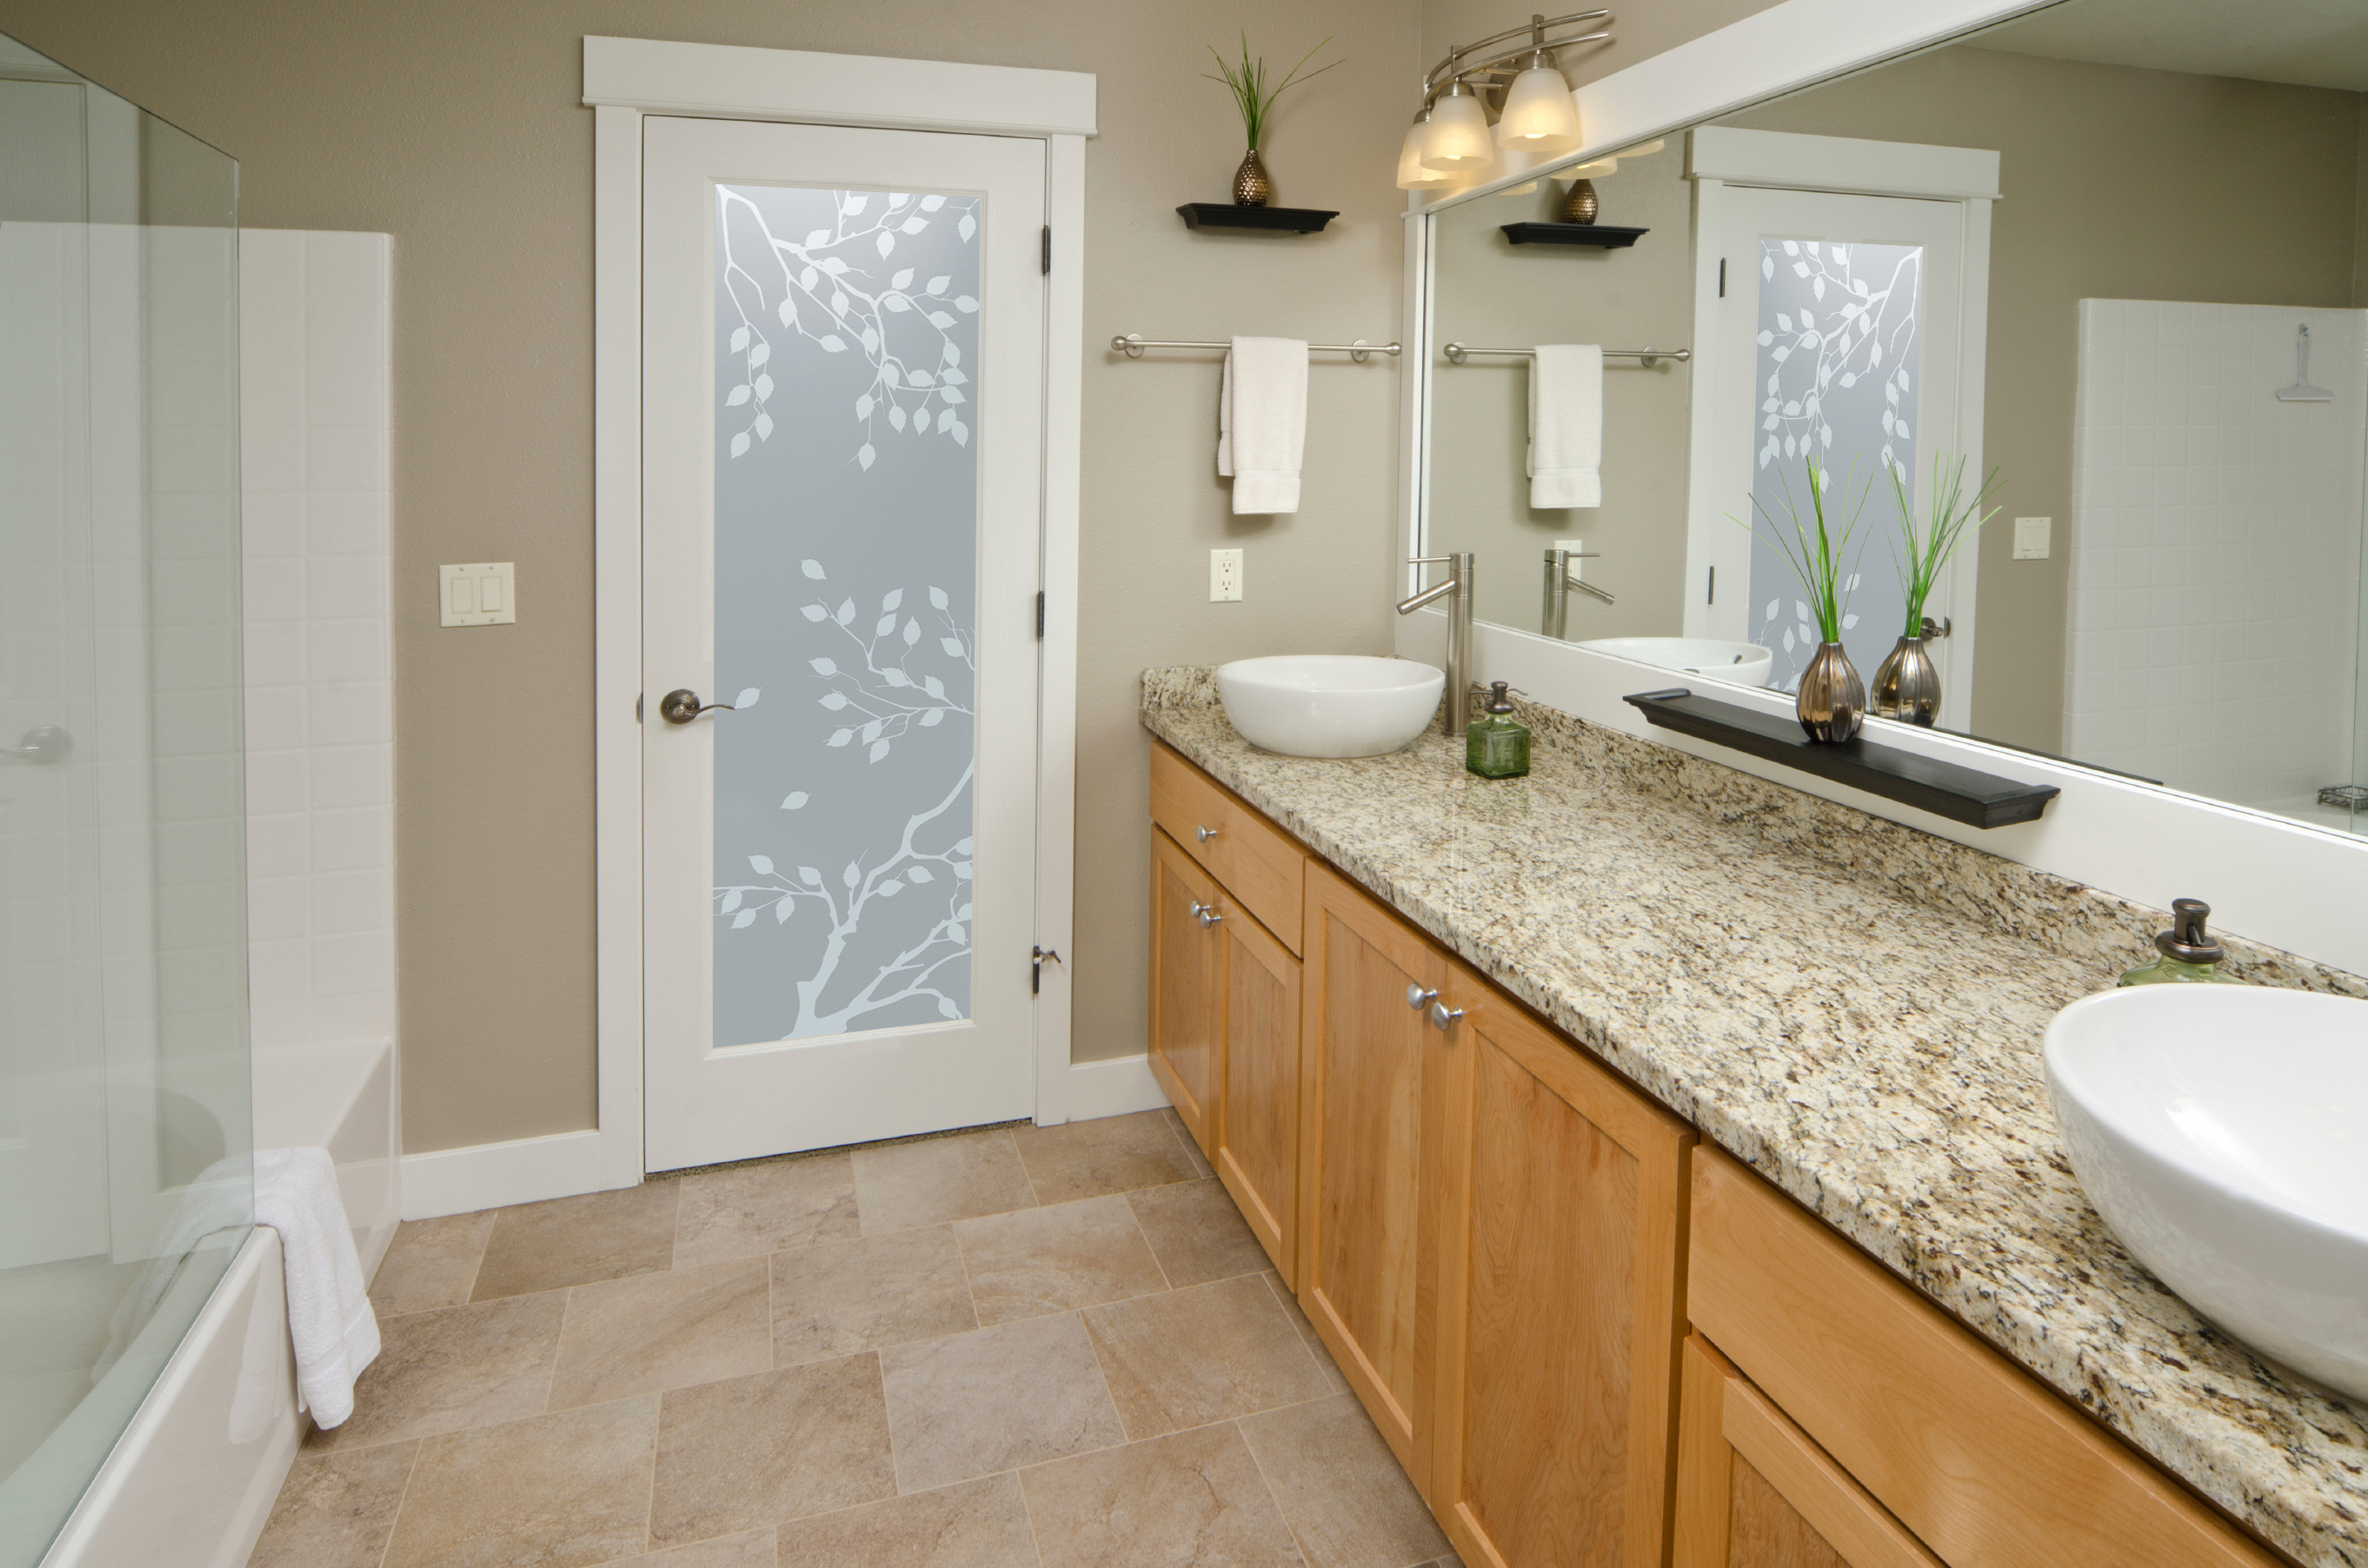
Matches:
[588,38,1096,1190]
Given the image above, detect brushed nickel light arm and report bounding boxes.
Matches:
[1421,10,1612,104]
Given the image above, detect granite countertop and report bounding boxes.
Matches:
[1141,667,2368,1568]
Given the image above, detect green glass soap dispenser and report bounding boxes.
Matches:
[1466,681,1531,779]
[2118,897,2242,987]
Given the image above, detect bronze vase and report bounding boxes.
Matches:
[1233,148,1272,208]
[1560,178,1599,224]
[1796,641,1866,743]
[1871,635,1941,727]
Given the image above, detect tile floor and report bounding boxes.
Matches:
[249,1110,1460,1568]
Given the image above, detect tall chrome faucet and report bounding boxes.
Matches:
[1399,552,1475,737]
[1540,547,1614,639]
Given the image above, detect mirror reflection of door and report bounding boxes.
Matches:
[1683,130,1997,707]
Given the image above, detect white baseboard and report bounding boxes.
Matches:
[1068,1053,1172,1121]
[400,1128,611,1219]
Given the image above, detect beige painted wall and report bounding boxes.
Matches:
[0,0,1420,1151]
[1726,47,2365,751]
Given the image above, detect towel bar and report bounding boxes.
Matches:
[1112,334,1400,362]
[1442,342,1689,366]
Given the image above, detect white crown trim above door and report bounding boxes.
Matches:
[588,40,1094,1192]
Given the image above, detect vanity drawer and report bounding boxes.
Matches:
[1150,741,1306,954]
[1687,1148,2273,1568]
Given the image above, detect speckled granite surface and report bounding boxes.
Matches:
[1142,666,2368,1568]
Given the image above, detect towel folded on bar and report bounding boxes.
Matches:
[1218,336,1308,515]
[1528,343,1603,508]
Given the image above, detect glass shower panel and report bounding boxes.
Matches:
[1748,236,1921,692]
[708,184,981,1046]
[0,30,247,1565]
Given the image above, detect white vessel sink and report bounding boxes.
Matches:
[1215,655,1446,759]
[2044,985,2368,1398]
[1575,635,1773,690]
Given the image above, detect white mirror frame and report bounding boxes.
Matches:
[1395,0,2368,980]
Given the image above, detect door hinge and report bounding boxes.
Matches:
[1032,946,1061,994]
[1035,590,1046,639]
[1041,225,1052,275]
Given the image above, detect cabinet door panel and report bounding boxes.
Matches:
[1299,862,1443,1477]
[1216,892,1299,1284]
[1148,827,1223,1154]
[1430,976,1692,1568]
[1674,1333,1941,1568]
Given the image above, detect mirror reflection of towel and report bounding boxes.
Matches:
[1218,336,1308,515]
[1529,344,1602,508]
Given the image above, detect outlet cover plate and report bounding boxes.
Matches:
[441,561,517,626]
[1210,548,1243,602]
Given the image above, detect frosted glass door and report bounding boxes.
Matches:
[641,117,1047,1173]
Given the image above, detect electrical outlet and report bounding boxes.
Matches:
[440,561,517,627]
[1210,548,1243,602]
[1556,537,1586,584]
[2012,517,2052,561]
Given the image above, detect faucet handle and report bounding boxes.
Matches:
[1407,555,1453,567]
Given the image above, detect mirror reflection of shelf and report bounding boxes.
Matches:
[1500,222,1647,247]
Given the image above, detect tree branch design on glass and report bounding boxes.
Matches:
[1749,237,1922,690]
[714,557,975,1040]
[717,188,981,470]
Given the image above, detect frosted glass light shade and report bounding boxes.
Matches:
[1565,156,1618,178]
[1420,93,1497,171]
[1396,119,1453,189]
[1495,65,1581,150]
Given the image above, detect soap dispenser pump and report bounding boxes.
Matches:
[2118,897,2240,987]
[1466,681,1531,779]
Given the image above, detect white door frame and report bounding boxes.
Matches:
[1681,126,1998,708]
[586,37,1095,1191]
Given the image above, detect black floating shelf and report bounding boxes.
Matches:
[1178,203,1337,235]
[1621,688,2060,830]
[1501,223,1647,248]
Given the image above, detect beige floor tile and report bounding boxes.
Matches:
[381,1397,657,1568]
[851,1129,1037,1234]
[674,1153,860,1267]
[770,1226,975,1365]
[1240,1393,1450,1568]
[1262,1272,1350,1392]
[1127,1179,1272,1288]
[955,1195,1167,1325]
[599,1528,777,1566]
[1020,1422,1305,1568]
[247,1440,417,1568]
[369,1212,496,1317]
[549,1259,771,1409]
[649,1357,895,1545]
[306,1292,566,1452]
[880,1312,1124,1492]
[775,1474,1039,1568]
[1159,1108,1216,1178]
[1085,1274,1335,1439]
[1011,1111,1201,1204]
[471,1180,682,1301]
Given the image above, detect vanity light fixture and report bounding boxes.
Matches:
[1495,22,1583,150]
[1419,79,1497,173]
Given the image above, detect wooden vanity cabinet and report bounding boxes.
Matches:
[1147,827,1225,1151]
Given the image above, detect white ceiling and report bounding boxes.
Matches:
[1979,0,2368,93]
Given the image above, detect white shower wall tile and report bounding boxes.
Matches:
[239,229,396,1083]
[2066,300,2368,812]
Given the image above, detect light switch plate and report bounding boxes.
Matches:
[1209,548,1243,602]
[441,561,517,627]
[2012,517,2052,561]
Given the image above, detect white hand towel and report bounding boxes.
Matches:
[1217,336,1308,515]
[95,1147,380,1430]
[1528,343,1603,508]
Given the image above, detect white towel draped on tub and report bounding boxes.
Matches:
[98,1147,380,1429]
[1218,336,1308,515]
[1528,343,1603,508]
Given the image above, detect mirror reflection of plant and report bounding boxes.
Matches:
[1203,31,1342,150]
[1733,455,1873,646]
[1887,455,2001,637]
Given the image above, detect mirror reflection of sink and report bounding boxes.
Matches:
[1216,655,1446,759]
[1575,637,1773,690]
[2044,985,2368,1400]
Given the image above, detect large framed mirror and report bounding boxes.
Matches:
[1415,0,2368,840]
